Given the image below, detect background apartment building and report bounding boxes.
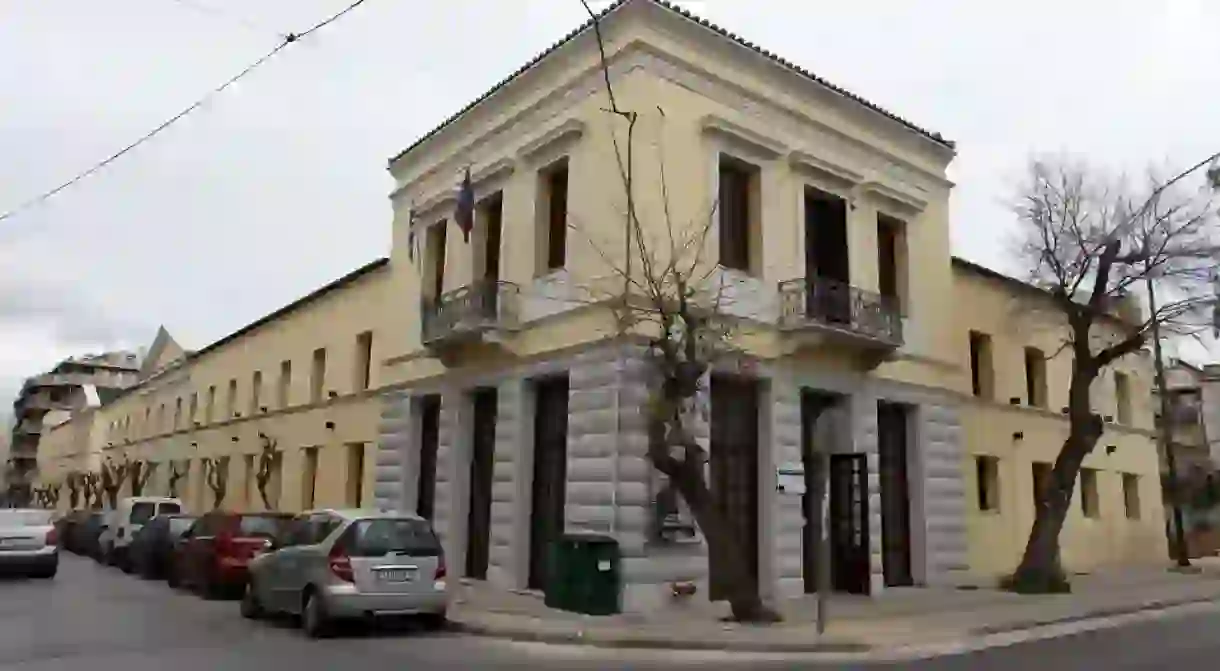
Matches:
[5,351,140,505]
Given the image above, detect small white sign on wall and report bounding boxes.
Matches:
[776,462,806,495]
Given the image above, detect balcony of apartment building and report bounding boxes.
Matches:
[15,390,75,414]
[417,190,522,364]
[9,434,39,460]
[23,372,93,390]
[712,156,908,367]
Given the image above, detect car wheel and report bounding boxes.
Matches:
[419,612,447,632]
[240,581,265,620]
[301,590,331,639]
[166,565,180,588]
[32,566,57,580]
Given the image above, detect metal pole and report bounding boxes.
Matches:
[1148,274,1192,567]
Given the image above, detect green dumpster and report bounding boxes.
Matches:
[544,533,621,615]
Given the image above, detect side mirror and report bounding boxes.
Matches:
[253,538,274,556]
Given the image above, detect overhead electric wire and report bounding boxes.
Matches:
[0,0,370,225]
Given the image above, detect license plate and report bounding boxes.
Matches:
[376,569,415,582]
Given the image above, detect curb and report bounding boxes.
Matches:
[447,619,873,653]
[969,595,1220,636]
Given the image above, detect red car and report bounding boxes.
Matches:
[169,511,292,598]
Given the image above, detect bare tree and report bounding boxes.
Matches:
[1006,156,1220,592]
[167,462,187,499]
[99,459,131,509]
[202,456,230,510]
[66,471,83,509]
[82,471,103,509]
[565,1,776,623]
[255,434,280,511]
[129,460,157,497]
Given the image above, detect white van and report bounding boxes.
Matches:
[100,497,183,567]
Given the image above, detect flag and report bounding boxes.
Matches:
[455,167,475,243]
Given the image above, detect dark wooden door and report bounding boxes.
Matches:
[800,390,840,594]
[416,395,441,520]
[709,375,760,601]
[829,453,870,595]
[465,389,497,579]
[877,401,913,587]
[528,376,569,590]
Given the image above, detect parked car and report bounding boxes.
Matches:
[78,512,108,560]
[128,513,196,579]
[55,511,91,553]
[0,509,59,578]
[241,509,448,638]
[169,511,293,597]
[100,497,183,567]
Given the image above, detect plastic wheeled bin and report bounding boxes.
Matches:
[543,533,621,615]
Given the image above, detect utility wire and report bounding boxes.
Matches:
[0,0,370,225]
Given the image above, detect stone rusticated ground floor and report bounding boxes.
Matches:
[371,342,968,612]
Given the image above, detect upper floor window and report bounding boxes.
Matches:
[1114,371,1131,425]
[250,371,263,414]
[188,393,198,426]
[227,379,238,417]
[536,159,569,274]
[424,222,448,300]
[718,155,758,273]
[877,214,908,311]
[354,331,373,392]
[279,360,292,408]
[206,385,216,423]
[1023,347,1047,408]
[173,398,182,430]
[968,331,995,399]
[311,348,327,403]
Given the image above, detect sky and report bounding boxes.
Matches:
[1,0,1219,409]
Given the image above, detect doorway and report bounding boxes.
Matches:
[829,453,871,594]
[799,389,843,594]
[804,189,851,324]
[416,394,441,520]
[877,401,913,587]
[528,376,569,590]
[709,375,760,601]
[465,388,497,580]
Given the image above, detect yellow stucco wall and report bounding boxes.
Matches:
[953,265,1167,576]
[40,260,392,516]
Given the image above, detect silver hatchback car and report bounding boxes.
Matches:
[241,509,448,638]
[0,509,58,578]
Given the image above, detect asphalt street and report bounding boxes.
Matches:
[1,554,1219,670]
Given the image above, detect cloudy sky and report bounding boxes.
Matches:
[1,0,1218,408]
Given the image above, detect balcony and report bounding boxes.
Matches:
[13,419,41,437]
[421,280,519,362]
[777,276,903,365]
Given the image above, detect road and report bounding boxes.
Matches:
[0,554,1218,670]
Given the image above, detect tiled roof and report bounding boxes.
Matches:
[388,0,952,166]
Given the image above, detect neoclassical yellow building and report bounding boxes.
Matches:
[39,0,1165,612]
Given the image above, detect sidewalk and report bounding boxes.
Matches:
[447,560,1220,653]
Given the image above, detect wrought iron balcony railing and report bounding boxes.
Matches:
[777,276,904,345]
[421,279,519,346]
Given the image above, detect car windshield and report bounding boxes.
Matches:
[0,510,54,526]
[168,517,195,536]
[347,518,441,557]
[236,515,288,538]
[130,503,157,525]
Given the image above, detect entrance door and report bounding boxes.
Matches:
[877,401,913,587]
[709,375,760,601]
[528,376,569,590]
[465,388,497,579]
[829,453,871,595]
[416,395,441,520]
[800,390,842,594]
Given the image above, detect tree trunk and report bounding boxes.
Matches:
[1009,370,1103,593]
[646,407,779,623]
